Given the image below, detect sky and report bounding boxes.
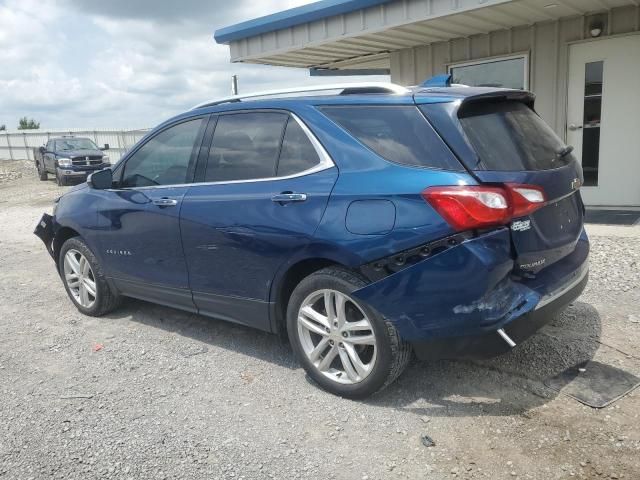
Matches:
[0,0,387,131]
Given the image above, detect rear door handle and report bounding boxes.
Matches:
[152,197,178,207]
[271,193,307,204]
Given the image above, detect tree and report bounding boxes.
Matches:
[0,124,6,131]
[17,117,40,130]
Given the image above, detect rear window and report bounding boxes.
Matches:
[456,101,574,171]
[277,118,321,177]
[320,106,461,170]
[205,112,287,182]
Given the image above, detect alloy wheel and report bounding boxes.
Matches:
[297,289,377,385]
[63,249,97,308]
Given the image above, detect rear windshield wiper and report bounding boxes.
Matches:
[556,145,574,159]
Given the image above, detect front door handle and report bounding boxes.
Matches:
[271,193,307,204]
[568,123,583,131]
[152,197,178,207]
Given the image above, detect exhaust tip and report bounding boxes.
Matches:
[497,328,516,348]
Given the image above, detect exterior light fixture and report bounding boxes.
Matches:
[590,21,604,37]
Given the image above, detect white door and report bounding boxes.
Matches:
[567,34,640,207]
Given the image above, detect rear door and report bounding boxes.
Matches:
[421,98,584,274]
[180,111,338,330]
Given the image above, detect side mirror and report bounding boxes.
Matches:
[87,168,113,190]
[39,146,46,154]
[100,143,110,151]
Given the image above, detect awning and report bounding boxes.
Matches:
[215,0,636,70]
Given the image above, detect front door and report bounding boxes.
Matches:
[44,140,56,171]
[567,34,640,206]
[94,116,207,311]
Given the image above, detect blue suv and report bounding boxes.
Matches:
[35,78,589,398]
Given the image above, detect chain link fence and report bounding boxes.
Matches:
[0,128,150,162]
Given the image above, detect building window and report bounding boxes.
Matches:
[581,60,604,186]
[448,54,529,90]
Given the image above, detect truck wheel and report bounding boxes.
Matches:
[59,237,122,316]
[287,267,412,399]
[38,163,48,181]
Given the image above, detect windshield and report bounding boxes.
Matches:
[54,138,99,151]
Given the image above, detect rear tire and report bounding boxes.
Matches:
[287,267,411,399]
[59,237,121,316]
[38,163,47,181]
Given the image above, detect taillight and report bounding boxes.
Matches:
[422,184,546,231]
[507,184,545,217]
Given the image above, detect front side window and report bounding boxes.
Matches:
[205,112,288,182]
[121,118,203,188]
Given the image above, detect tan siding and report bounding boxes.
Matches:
[470,34,490,59]
[390,5,640,139]
[450,38,468,63]
[414,45,432,82]
[489,29,510,56]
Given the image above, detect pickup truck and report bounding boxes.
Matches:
[34,136,111,186]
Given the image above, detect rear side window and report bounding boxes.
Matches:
[456,101,574,171]
[205,112,288,182]
[277,118,320,176]
[320,106,461,170]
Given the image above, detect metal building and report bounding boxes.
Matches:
[215,0,640,207]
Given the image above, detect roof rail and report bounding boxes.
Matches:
[191,82,411,110]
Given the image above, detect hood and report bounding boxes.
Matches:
[61,182,89,197]
[54,148,104,157]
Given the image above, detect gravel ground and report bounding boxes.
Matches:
[1,160,639,480]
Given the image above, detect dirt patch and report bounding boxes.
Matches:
[0,162,639,480]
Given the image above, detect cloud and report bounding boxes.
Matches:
[0,0,387,130]
[63,0,312,27]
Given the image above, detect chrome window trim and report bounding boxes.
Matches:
[110,112,335,191]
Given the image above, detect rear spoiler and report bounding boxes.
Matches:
[415,74,536,110]
[457,90,536,114]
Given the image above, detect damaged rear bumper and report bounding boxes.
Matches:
[410,268,587,360]
[352,228,589,360]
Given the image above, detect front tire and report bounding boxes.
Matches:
[56,172,66,186]
[287,267,411,399]
[59,237,121,316]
